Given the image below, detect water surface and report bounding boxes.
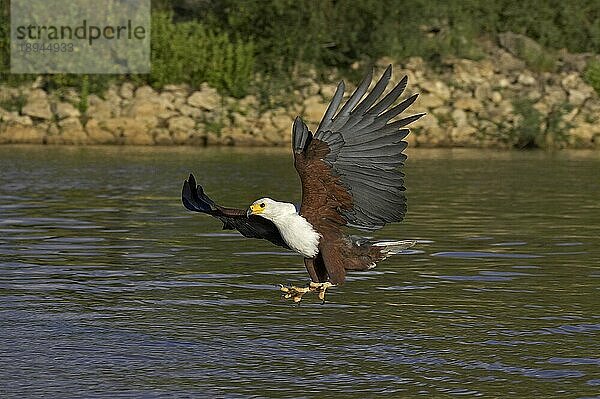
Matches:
[1,146,599,398]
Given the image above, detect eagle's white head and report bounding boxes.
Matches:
[247,197,320,258]
[247,198,297,222]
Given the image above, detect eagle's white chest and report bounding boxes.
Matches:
[272,213,321,258]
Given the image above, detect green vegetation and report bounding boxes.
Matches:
[149,12,254,97]
[508,99,543,149]
[168,0,600,75]
[502,99,571,149]
[584,60,600,96]
[0,91,25,112]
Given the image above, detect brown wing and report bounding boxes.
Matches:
[293,65,424,231]
[292,66,423,283]
[293,128,351,226]
[293,131,351,283]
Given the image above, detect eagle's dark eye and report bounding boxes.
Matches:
[260,203,265,208]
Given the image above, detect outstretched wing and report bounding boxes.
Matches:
[293,65,424,231]
[182,174,290,249]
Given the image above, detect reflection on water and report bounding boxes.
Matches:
[1,146,599,398]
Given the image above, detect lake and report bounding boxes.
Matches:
[1,145,599,398]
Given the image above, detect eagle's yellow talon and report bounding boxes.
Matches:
[279,284,290,293]
[279,282,335,303]
[312,282,334,302]
[279,284,311,303]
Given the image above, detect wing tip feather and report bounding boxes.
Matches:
[292,116,312,153]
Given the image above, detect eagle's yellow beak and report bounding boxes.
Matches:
[249,203,265,215]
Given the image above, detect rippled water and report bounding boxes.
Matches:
[1,145,599,398]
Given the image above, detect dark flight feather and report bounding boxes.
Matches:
[294,65,424,231]
[182,174,290,249]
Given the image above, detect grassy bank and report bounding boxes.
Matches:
[2,0,600,98]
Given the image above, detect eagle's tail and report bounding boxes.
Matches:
[182,174,216,213]
[371,240,416,258]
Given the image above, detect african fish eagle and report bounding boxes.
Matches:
[182,66,424,302]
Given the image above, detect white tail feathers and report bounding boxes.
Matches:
[372,240,417,257]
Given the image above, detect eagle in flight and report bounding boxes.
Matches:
[182,66,424,302]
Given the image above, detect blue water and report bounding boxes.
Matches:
[1,146,599,398]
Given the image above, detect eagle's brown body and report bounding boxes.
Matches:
[295,140,386,284]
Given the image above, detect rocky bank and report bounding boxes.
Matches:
[1,38,599,149]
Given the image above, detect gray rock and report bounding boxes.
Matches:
[451,109,469,127]
[188,84,220,110]
[159,92,175,109]
[568,89,590,106]
[517,73,536,86]
[59,116,83,131]
[124,132,154,145]
[104,88,122,108]
[420,80,451,101]
[55,102,81,119]
[491,91,503,104]
[499,32,543,59]
[320,84,338,99]
[103,117,149,138]
[301,81,320,98]
[152,128,173,145]
[453,97,482,112]
[178,104,203,118]
[271,113,292,131]
[231,112,248,128]
[171,130,191,145]
[527,89,542,102]
[419,93,445,109]
[238,95,258,111]
[168,116,196,133]
[302,95,327,123]
[86,99,115,121]
[450,125,477,145]
[22,89,52,120]
[221,127,269,146]
[2,111,33,126]
[135,85,156,99]
[0,125,45,144]
[86,119,116,144]
[57,117,88,144]
[474,83,492,101]
[164,84,189,92]
[120,82,135,99]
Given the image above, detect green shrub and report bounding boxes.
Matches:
[505,99,570,149]
[150,12,254,97]
[177,0,600,75]
[544,102,572,148]
[509,99,543,149]
[0,92,26,113]
[584,60,600,96]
